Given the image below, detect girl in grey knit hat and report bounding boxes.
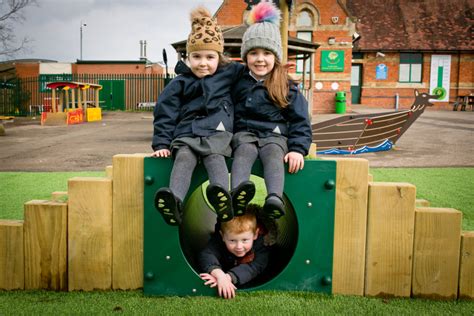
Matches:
[231,1,312,219]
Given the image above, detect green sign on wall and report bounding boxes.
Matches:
[321,50,345,72]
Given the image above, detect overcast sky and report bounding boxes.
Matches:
[10,0,223,66]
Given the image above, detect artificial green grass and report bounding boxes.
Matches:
[0,171,104,220]
[0,169,473,313]
[0,290,472,314]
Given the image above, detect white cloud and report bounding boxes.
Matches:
[9,0,223,66]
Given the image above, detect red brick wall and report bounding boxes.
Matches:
[214,0,246,25]
[74,63,163,75]
[15,63,39,78]
[359,52,474,110]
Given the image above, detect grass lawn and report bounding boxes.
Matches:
[0,168,473,313]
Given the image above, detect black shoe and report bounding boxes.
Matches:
[263,193,285,219]
[154,188,182,226]
[231,181,256,216]
[206,184,233,222]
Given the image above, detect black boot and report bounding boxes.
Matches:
[154,187,183,226]
[206,183,233,222]
[231,181,256,216]
[263,193,285,219]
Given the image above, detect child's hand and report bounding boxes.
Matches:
[211,269,237,299]
[200,273,217,288]
[151,149,171,158]
[284,151,304,173]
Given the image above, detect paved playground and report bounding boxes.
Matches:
[0,107,472,171]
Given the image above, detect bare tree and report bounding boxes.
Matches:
[0,0,37,58]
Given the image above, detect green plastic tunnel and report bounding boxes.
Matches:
[143,157,336,296]
[179,183,299,288]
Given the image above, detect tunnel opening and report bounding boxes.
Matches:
[179,179,299,289]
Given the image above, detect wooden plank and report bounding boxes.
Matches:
[105,165,113,178]
[415,199,430,207]
[459,231,474,299]
[24,200,67,290]
[68,177,112,291]
[112,154,147,289]
[324,157,369,295]
[412,207,462,299]
[365,182,416,297]
[0,220,24,290]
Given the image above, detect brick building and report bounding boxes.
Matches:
[210,0,473,113]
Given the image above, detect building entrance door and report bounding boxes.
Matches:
[351,64,362,104]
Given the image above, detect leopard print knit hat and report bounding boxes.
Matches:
[186,7,224,54]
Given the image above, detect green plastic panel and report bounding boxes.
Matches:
[143,158,336,296]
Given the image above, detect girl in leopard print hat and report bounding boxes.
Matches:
[151,7,253,227]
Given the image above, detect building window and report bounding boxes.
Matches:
[296,31,312,73]
[296,10,313,27]
[352,52,364,60]
[399,53,422,83]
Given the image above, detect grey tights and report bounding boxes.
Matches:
[231,142,285,197]
[170,146,229,201]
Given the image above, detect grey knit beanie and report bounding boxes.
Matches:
[241,1,282,62]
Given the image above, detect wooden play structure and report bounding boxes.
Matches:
[41,81,103,126]
[0,155,472,300]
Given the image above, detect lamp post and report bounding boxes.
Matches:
[80,21,87,60]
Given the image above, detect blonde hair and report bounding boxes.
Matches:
[220,209,257,235]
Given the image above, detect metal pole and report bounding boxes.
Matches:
[279,1,289,63]
[80,21,87,60]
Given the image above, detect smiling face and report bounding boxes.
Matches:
[246,48,276,80]
[188,50,219,78]
[221,230,258,257]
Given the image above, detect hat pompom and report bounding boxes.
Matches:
[190,6,212,21]
[247,1,280,26]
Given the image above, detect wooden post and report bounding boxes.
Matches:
[459,231,474,299]
[95,89,100,108]
[71,88,76,110]
[105,165,113,178]
[68,177,112,291]
[412,207,462,299]
[51,89,56,113]
[77,86,83,109]
[24,200,67,290]
[415,199,430,207]
[51,191,68,201]
[112,154,147,289]
[365,182,416,297]
[0,220,24,290]
[327,157,369,296]
[279,0,288,63]
[64,89,69,111]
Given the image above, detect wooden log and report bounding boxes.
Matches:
[412,207,462,299]
[0,220,24,290]
[68,177,112,291]
[365,182,416,297]
[324,157,369,295]
[105,165,113,178]
[24,200,67,290]
[459,231,474,299]
[112,154,147,289]
[415,199,430,207]
[51,191,68,202]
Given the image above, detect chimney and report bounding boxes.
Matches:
[143,40,147,60]
[139,40,144,59]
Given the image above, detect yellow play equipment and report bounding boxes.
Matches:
[41,81,103,126]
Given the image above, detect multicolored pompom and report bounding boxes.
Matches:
[247,1,281,26]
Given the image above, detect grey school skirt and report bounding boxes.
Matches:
[170,131,233,157]
[231,131,288,153]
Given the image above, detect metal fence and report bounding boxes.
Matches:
[0,74,171,116]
